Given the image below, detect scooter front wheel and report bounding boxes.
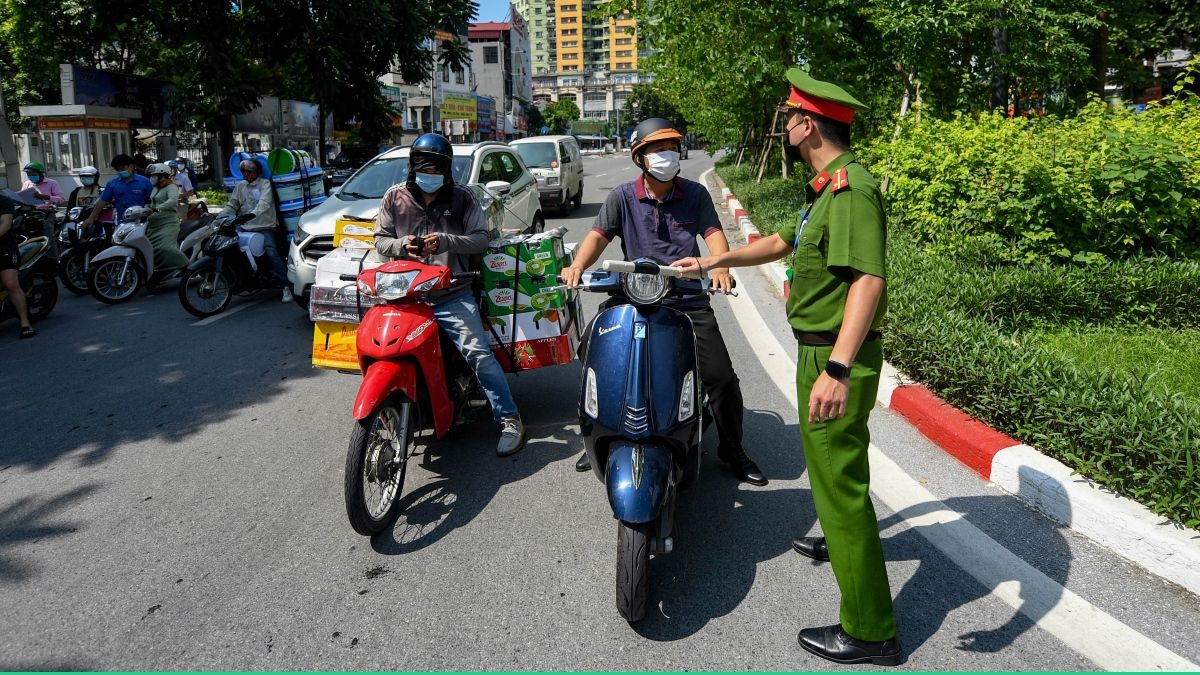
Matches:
[345,398,415,536]
[24,270,59,321]
[178,268,232,318]
[58,251,90,295]
[616,520,650,622]
[88,258,142,304]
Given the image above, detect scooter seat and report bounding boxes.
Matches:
[177,214,213,242]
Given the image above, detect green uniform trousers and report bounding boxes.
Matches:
[797,340,896,641]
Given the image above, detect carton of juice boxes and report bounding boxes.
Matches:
[480,228,581,372]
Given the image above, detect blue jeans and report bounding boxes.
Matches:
[260,231,288,286]
[433,294,519,422]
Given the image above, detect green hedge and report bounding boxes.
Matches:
[861,98,1200,264]
[716,158,1200,528]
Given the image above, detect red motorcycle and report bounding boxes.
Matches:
[342,259,485,536]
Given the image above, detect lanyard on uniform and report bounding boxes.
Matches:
[787,205,812,280]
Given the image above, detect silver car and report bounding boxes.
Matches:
[286,141,544,307]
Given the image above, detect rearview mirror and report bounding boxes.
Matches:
[485,180,512,197]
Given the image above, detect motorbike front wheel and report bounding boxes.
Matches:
[24,270,59,321]
[178,268,232,318]
[616,521,650,622]
[58,251,90,295]
[345,397,415,536]
[88,258,142,304]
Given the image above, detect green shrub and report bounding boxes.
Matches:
[862,98,1200,263]
[715,158,808,238]
[716,159,1200,527]
[197,187,229,206]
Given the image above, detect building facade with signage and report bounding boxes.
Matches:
[469,15,534,140]
[379,31,478,145]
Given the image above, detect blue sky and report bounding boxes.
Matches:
[474,0,511,22]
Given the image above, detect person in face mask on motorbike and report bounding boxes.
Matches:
[223,158,291,303]
[82,154,154,235]
[21,162,65,209]
[145,163,190,277]
[560,118,767,486]
[67,166,102,210]
[373,132,528,458]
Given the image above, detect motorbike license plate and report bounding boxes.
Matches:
[312,321,361,373]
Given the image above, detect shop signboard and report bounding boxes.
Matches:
[476,96,494,134]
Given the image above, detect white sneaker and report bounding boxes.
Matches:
[497,417,527,457]
[281,287,294,303]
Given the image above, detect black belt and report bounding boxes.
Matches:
[792,329,882,346]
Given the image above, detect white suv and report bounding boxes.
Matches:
[286,142,544,306]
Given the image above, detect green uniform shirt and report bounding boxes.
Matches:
[777,152,887,333]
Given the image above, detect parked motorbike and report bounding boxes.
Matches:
[176,214,281,317]
[340,259,487,536]
[88,206,216,304]
[0,234,59,325]
[56,207,112,295]
[573,259,727,623]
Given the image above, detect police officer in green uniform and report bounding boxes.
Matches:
[672,68,901,666]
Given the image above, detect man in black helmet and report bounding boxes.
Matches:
[561,118,767,486]
[374,133,527,457]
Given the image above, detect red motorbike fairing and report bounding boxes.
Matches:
[354,303,454,436]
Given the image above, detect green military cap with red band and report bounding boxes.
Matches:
[782,67,869,124]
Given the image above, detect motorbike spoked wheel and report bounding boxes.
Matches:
[88,258,142,304]
[58,252,90,295]
[178,268,232,318]
[24,270,59,321]
[345,398,415,536]
[616,520,650,623]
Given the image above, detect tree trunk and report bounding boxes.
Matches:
[318,103,327,167]
[990,11,1010,111]
[1091,13,1110,98]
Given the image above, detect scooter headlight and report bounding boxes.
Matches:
[374,271,420,300]
[678,370,695,422]
[622,272,669,305]
[68,206,84,220]
[584,367,599,418]
[113,223,136,243]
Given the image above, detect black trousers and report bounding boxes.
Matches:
[584,300,744,455]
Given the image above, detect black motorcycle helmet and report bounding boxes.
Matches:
[407,133,454,188]
[629,117,684,167]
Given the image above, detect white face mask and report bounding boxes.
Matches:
[643,150,680,182]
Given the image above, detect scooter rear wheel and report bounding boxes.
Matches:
[616,521,650,622]
[25,270,59,321]
[88,258,142,304]
[345,398,415,536]
[178,268,232,318]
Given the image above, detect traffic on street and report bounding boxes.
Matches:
[2,151,1198,670]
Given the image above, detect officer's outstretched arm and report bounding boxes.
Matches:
[672,233,791,275]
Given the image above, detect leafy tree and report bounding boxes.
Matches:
[524,102,545,134]
[620,84,685,130]
[543,98,580,133]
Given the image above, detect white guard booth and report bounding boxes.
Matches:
[16,104,142,190]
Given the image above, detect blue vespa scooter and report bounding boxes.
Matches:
[574,258,727,622]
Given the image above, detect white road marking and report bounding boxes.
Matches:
[725,267,1198,672]
[595,173,608,177]
[192,296,268,326]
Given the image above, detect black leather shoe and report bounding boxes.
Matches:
[575,451,592,472]
[798,624,902,666]
[719,449,768,486]
[792,536,829,562]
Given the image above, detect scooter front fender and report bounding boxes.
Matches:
[90,244,139,265]
[353,359,419,421]
[606,441,672,524]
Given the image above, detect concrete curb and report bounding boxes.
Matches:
[712,171,1200,597]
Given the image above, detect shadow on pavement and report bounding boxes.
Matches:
[885,466,1072,657]
[0,294,322,471]
[0,483,100,584]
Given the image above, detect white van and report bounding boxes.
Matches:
[509,135,584,215]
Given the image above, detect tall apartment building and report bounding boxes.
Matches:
[512,0,651,138]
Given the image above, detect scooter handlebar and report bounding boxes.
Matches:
[602,260,685,278]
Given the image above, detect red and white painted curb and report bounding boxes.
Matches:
[718,181,1200,597]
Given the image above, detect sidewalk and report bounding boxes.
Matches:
[706,167,1200,599]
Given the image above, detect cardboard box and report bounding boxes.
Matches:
[483,291,581,373]
[334,217,376,250]
[312,321,361,372]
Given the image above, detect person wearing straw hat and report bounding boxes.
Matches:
[671,68,900,666]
